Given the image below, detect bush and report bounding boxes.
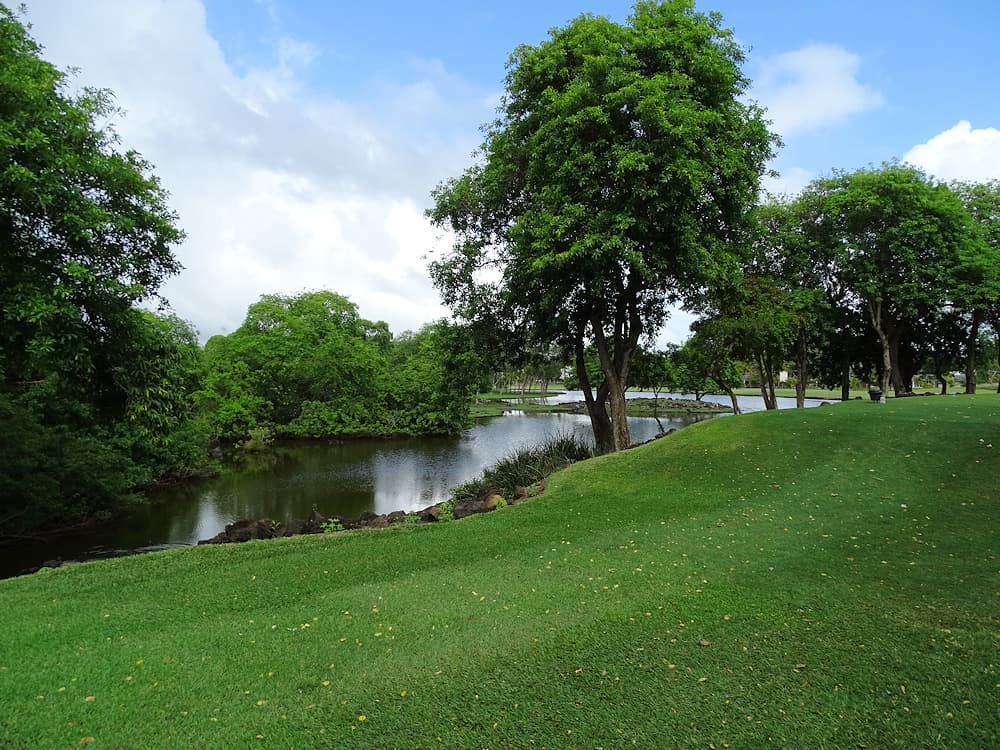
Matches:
[451,433,592,503]
[0,393,139,533]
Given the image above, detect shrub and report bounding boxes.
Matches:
[451,432,592,503]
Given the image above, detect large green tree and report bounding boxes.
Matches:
[198,291,479,440]
[0,7,196,533]
[429,0,776,452]
[950,180,1000,393]
[797,164,981,402]
[0,6,184,400]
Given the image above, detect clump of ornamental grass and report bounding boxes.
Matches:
[450,432,592,503]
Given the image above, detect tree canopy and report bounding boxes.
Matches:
[429,0,777,452]
[0,6,199,534]
[0,5,184,401]
[198,291,481,441]
[795,164,984,400]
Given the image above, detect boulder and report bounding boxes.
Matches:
[198,518,277,544]
[454,499,489,519]
[385,510,408,525]
[485,494,506,510]
[420,505,443,522]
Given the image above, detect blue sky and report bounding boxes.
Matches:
[22,0,1000,342]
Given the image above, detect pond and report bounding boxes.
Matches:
[0,393,829,578]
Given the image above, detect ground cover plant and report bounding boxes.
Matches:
[449,433,593,504]
[1,395,997,748]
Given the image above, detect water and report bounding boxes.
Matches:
[513,389,826,412]
[0,394,830,578]
[0,411,707,578]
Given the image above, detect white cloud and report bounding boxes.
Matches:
[655,308,697,348]
[903,121,1000,182]
[22,0,485,339]
[753,44,883,137]
[761,166,814,199]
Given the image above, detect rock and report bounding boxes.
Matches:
[485,494,506,510]
[420,505,442,522]
[453,499,489,519]
[199,518,277,544]
[303,508,327,534]
[513,486,530,501]
[280,519,306,537]
[385,510,407,525]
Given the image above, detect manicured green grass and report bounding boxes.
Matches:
[2,396,998,748]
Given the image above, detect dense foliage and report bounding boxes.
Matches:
[703,166,1000,405]
[0,7,202,535]
[429,0,777,452]
[198,291,480,442]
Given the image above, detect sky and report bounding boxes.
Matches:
[18,0,1000,344]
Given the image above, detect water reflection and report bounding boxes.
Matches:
[1,411,710,577]
[520,390,826,412]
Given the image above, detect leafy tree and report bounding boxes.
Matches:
[429,0,777,452]
[386,321,481,434]
[682,320,744,414]
[667,343,716,402]
[0,6,183,402]
[797,164,981,401]
[628,346,672,395]
[199,291,390,437]
[199,293,479,440]
[950,180,1000,393]
[0,8,196,533]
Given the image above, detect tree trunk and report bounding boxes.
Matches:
[867,299,890,403]
[717,381,741,415]
[607,377,630,451]
[795,328,808,409]
[651,391,665,432]
[965,308,982,394]
[936,370,948,395]
[591,314,637,453]
[575,340,613,453]
[756,353,778,409]
[887,324,909,396]
[840,346,852,401]
[756,356,769,407]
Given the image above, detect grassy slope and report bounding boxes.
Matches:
[1,396,998,749]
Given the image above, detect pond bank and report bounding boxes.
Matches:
[472,396,730,418]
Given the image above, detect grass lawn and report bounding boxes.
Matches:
[1,396,998,748]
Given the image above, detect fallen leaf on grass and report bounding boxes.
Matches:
[83,696,95,703]
[79,739,95,746]
[699,640,713,647]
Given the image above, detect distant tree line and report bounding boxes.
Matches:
[429,2,1000,451]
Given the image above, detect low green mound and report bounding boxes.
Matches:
[2,396,998,748]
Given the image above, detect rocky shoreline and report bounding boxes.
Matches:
[197,482,542,544]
